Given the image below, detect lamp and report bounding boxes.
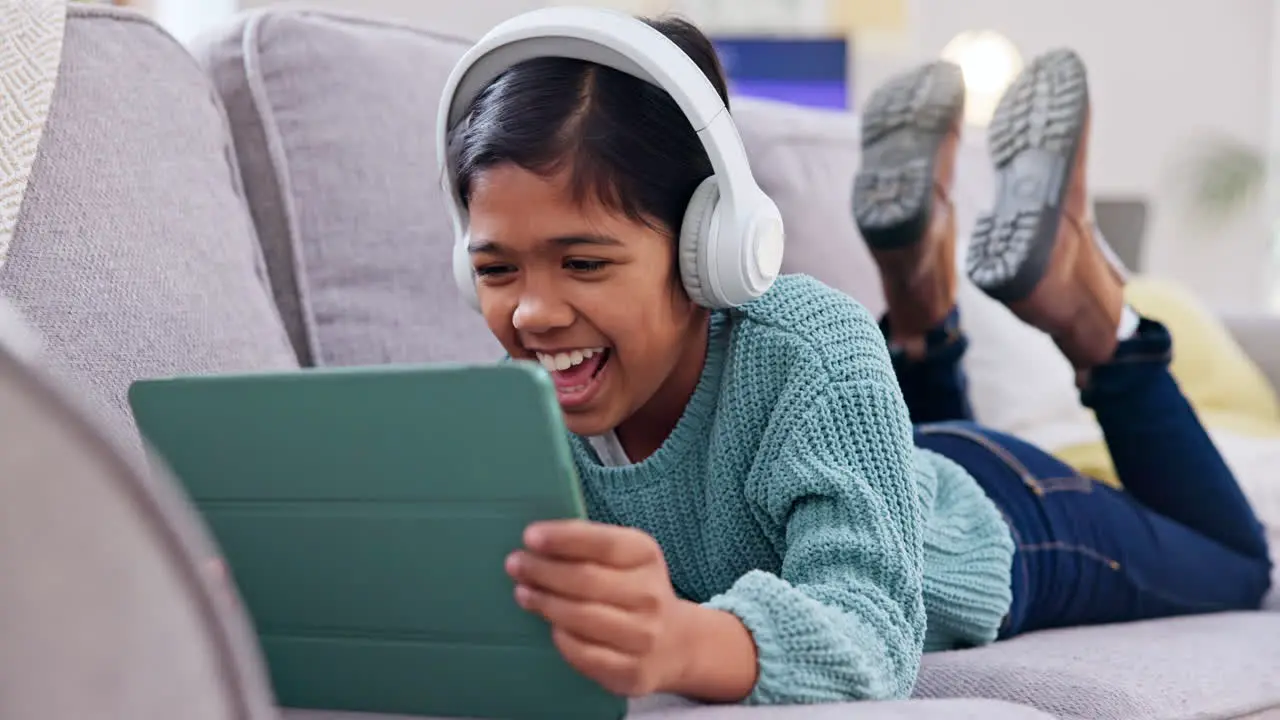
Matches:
[941,30,1023,127]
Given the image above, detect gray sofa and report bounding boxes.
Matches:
[1,3,1278,719]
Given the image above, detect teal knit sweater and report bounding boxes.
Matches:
[570,275,1014,705]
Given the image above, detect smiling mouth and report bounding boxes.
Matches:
[535,348,611,401]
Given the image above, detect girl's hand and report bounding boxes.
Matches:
[505,520,691,697]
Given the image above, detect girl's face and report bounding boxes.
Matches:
[467,163,708,438]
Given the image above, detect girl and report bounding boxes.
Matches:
[451,15,1273,706]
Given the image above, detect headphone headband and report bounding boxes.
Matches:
[437,7,759,227]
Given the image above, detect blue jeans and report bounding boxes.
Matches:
[888,309,1273,637]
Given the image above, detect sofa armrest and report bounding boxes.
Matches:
[1223,313,1280,393]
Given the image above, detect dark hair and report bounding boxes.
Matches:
[450,16,730,237]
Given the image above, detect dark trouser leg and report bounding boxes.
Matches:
[884,307,974,424]
[916,421,1271,636]
[1081,317,1271,560]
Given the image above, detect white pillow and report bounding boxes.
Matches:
[957,280,1099,446]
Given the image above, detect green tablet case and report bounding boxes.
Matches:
[129,362,627,720]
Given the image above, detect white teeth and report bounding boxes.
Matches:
[534,347,605,373]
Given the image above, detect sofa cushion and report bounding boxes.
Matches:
[624,695,1055,718]
[730,99,886,315]
[196,10,500,368]
[915,612,1280,719]
[283,696,1055,719]
[0,321,277,720]
[0,4,298,456]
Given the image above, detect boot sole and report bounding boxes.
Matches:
[853,61,965,250]
[966,49,1089,302]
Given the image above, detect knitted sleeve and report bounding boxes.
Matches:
[704,373,927,704]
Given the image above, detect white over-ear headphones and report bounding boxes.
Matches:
[436,6,785,311]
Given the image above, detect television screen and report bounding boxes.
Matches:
[712,36,850,110]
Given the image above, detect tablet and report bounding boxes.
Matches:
[128,362,627,720]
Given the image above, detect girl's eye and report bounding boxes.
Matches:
[475,264,515,278]
[564,259,608,272]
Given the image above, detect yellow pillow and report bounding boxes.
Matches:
[1052,275,1280,488]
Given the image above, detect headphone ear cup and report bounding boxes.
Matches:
[679,177,721,308]
[453,232,481,312]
